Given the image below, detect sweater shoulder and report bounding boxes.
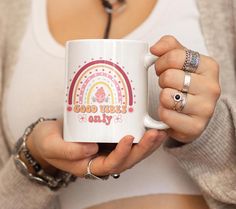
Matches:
[0,0,31,25]
[0,0,31,95]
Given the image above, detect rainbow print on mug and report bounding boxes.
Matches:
[66,59,135,126]
[64,39,168,143]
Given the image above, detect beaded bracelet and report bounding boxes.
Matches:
[13,117,77,190]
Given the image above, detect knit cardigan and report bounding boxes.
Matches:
[0,0,235,209]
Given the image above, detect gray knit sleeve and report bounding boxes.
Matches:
[0,156,58,209]
[164,96,236,208]
[0,2,58,209]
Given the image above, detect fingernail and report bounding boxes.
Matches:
[148,130,158,142]
[84,144,98,156]
[150,131,167,144]
[157,132,167,142]
[125,136,134,146]
[151,136,159,143]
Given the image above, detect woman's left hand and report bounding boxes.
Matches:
[151,35,221,143]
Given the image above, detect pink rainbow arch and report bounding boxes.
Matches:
[68,60,133,106]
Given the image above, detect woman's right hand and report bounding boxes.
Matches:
[26,119,167,177]
[26,119,99,175]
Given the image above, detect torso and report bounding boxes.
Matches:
[3,0,209,208]
[48,1,209,208]
[85,194,209,209]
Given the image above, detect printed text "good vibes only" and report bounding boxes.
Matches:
[74,105,129,126]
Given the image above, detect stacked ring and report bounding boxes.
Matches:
[182,49,191,72]
[172,92,187,113]
[182,71,191,93]
[182,49,200,73]
[171,48,200,112]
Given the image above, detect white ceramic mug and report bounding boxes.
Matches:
[64,39,168,143]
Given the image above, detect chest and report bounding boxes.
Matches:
[47,0,158,43]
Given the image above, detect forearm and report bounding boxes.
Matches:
[164,96,236,208]
[0,156,57,209]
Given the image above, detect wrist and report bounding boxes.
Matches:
[26,134,58,176]
[13,117,77,191]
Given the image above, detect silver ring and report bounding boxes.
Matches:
[178,93,187,112]
[189,50,200,73]
[84,159,109,180]
[182,49,200,73]
[172,92,187,112]
[84,159,120,180]
[182,49,191,71]
[182,71,191,93]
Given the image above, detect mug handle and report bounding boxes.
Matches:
[143,54,169,130]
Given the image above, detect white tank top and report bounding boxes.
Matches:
[3,0,208,208]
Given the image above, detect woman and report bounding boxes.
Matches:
[0,0,235,209]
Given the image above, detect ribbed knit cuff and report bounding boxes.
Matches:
[0,156,57,209]
[164,98,236,204]
[164,98,236,176]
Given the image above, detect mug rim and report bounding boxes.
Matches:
[66,39,147,45]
